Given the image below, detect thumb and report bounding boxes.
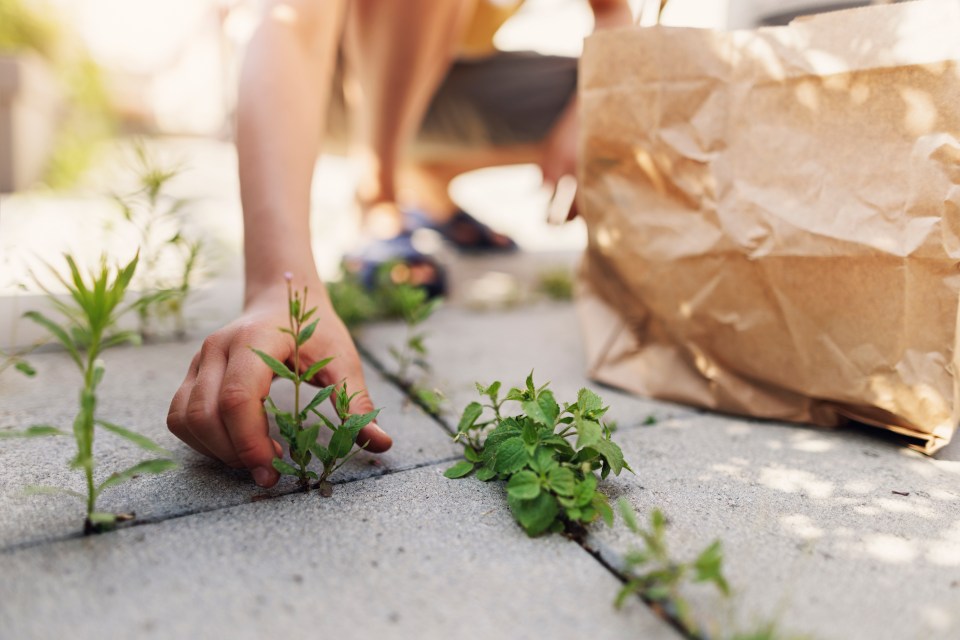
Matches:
[325,355,393,454]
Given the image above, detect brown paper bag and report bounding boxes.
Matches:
[577,0,960,453]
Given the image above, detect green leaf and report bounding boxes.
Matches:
[443,460,475,479]
[328,428,354,460]
[272,458,300,476]
[475,466,497,481]
[23,311,81,368]
[694,540,730,596]
[619,498,640,533]
[521,420,540,446]
[575,414,603,449]
[97,420,170,454]
[493,437,529,474]
[476,381,501,404]
[464,447,482,463]
[457,402,484,433]
[250,348,296,381]
[342,410,380,437]
[506,470,541,500]
[573,473,598,507]
[537,390,559,427]
[13,361,36,377]
[102,330,141,350]
[296,425,320,456]
[301,384,336,418]
[309,442,333,465]
[528,447,557,474]
[508,491,559,537]
[300,357,334,384]
[584,439,627,475]
[0,425,66,438]
[522,399,550,428]
[577,388,604,414]
[545,467,576,497]
[297,319,319,346]
[97,458,177,495]
[24,485,84,499]
[593,493,614,527]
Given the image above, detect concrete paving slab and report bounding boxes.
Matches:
[0,464,677,640]
[588,415,960,640]
[0,338,459,549]
[356,303,697,430]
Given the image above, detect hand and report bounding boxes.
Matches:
[540,100,580,220]
[166,280,392,488]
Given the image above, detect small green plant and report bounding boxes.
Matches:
[112,144,206,340]
[0,345,38,377]
[536,268,574,301]
[0,254,176,534]
[444,375,632,536]
[616,500,730,635]
[253,274,380,494]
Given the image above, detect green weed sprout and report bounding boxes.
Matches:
[112,143,206,340]
[0,254,177,534]
[253,273,380,494]
[616,501,730,635]
[444,375,632,536]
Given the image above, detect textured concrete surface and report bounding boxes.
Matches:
[0,464,676,640]
[590,416,960,640]
[0,338,459,549]
[357,303,697,430]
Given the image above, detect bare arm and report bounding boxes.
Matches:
[168,0,391,488]
[540,0,633,188]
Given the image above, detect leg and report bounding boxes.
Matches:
[342,0,478,238]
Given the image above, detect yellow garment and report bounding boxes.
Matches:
[459,0,524,57]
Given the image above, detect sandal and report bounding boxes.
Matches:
[406,208,518,254]
[343,232,447,299]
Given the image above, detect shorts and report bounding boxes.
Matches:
[325,50,578,159]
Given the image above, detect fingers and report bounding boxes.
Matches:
[316,338,393,454]
[167,352,218,460]
[219,340,289,487]
[167,331,284,488]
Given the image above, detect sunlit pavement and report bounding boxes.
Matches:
[2,136,960,639]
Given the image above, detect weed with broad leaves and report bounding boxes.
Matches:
[252,274,380,495]
[111,143,206,340]
[444,374,632,536]
[0,254,176,534]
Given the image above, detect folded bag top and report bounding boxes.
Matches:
[577,0,960,453]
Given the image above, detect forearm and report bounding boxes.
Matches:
[236,1,343,302]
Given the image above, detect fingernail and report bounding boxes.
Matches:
[369,422,387,437]
[252,466,274,487]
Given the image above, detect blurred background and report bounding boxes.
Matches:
[0,0,879,347]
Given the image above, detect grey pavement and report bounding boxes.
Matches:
[3,137,960,639]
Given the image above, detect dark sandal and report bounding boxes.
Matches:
[407,208,518,254]
[343,232,447,299]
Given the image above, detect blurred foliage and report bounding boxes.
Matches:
[0,0,115,189]
[536,267,574,301]
[0,0,58,57]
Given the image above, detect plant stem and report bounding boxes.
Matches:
[81,336,101,519]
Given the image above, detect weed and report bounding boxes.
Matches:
[0,254,176,534]
[616,501,730,636]
[0,346,38,377]
[253,274,380,494]
[445,375,632,536]
[112,144,206,340]
[536,268,574,301]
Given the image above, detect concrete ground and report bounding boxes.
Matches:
[2,139,960,639]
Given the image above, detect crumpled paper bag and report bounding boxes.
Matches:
[577,0,960,452]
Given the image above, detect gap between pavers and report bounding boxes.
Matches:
[0,462,679,640]
[0,337,460,550]
[586,414,960,640]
